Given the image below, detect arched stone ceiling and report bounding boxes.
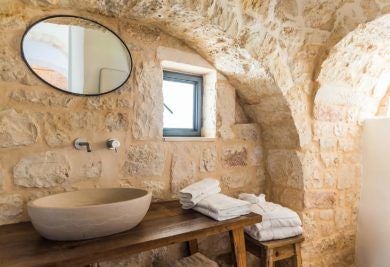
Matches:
[316,14,390,121]
[17,0,389,150]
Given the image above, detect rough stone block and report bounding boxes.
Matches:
[9,88,75,107]
[216,78,235,139]
[319,137,337,151]
[313,121,334,140]
[337,165,357,189]
[0,109,38,148]
[105,112,129,132]
[221,172,252,190]
[305,190,336,209]
[131,60,163,140]
[123,144,165,177]
[82,160,102,179]
[200,146,217,172]
[0,193,24,225]
[320,152,340,168]
[319,209,334,221]
[86,96,117,110]
[267,149,303,189]
[221,145,248,168]
[13,151,70,188]
[67,112,104,131]
[171,153,196,194]
[43,113,71,147]
[244,95,292,126]
[335,208,352,229]
[262,121,300,149]
[233,123,260,141]
[314,104,347,122]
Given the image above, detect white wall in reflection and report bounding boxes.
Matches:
[23,20,130,94]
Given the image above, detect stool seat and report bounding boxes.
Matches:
[245,234,304,267]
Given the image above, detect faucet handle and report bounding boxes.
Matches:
[106,139,120,152]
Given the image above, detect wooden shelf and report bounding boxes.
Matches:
[0,200,261,267]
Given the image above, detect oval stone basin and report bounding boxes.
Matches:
[27,188,152,241]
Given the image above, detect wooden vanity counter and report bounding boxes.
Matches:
[0,201,261,267]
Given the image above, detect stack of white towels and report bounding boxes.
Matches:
[179,178,251,221]
[239,193,303,241]
[179,178,303,242]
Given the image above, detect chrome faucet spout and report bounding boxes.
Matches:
[74,138,92,152]
[78,142,92,152]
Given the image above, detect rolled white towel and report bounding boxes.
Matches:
[245,225,303,241]
[180,186,221,209]
[194,193,251,221]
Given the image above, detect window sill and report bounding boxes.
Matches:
[163,137,216,142]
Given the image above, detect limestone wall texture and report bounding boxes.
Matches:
[0,3,265,266]
[0,0,389,266]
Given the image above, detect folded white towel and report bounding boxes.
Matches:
[179,178,220,209]
[180,186,221,209]
[239,193,302,230]
[179,178,219,200]
[194,193,251,221]
[245,225,303,241]
[193,206,240,221]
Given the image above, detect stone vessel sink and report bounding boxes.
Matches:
[27,188,152,241]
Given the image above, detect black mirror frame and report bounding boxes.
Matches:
[20,14,133,96]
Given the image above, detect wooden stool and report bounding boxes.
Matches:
[245,234,304,267]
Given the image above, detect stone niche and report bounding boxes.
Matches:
[0,7,265,266]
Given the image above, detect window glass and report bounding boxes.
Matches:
[162,71,202,137]
[163,80,194,129]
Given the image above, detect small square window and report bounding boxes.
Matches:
[163,71,203,137]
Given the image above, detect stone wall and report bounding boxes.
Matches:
[0,5,266,266]
[1,0,389,266]
[308,15,390,266]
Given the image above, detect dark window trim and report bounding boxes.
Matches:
[163,71,203,137]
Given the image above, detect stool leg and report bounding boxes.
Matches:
[229,228,247,267]
[292,243,302,267]
[265,248,274,267]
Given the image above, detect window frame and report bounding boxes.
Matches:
[163,70,203,137]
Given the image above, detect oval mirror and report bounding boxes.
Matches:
[21,15,132,95]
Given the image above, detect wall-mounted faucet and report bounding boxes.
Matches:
[74,138,92,152]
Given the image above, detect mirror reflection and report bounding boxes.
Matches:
[22,16,132,95]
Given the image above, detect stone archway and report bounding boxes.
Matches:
[310,14,390,266]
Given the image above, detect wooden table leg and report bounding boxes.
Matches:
[229,228,247,267]
[265,248,274,267]
[293,243,302,267]
[187,239,199,255]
